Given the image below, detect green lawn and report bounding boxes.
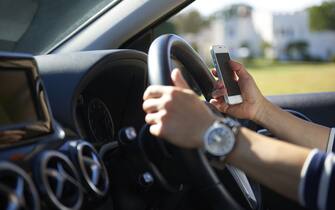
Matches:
[244,61,335,95]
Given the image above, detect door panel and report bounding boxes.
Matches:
[262,92,334,210]
[268,92,335,127]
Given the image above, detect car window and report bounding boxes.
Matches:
[154,0,335,96]
[0,0,120,55]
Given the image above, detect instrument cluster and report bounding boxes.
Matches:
[76,96,116,144]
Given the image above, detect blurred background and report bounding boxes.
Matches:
[155,0,335,95]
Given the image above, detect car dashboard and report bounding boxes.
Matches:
[36,50,148,140]
[0,50,149,210]
[0,49,322,210]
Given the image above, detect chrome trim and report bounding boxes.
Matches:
[139,172,154,187]
[0,162,40,210]
[285,109,312,122]
[257,128,272,137]
[125,127,137,141]
[226,165,258,209]
[39,151,83,210]
[77,142,109,196]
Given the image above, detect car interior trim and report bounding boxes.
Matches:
[44,0,121,54]
[36,50,147,133]
[327,128,335,153]
[52,0,193,53]
[298,149,318,206]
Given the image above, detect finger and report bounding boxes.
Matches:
[145,112,160,124]
[171,68,190,89]
[214,80,225,89]
[212,88,227,99]
[225,105,242,118]
[229,60,243,72]
[143,98,162,113]
[149,123,163,137]
[143,85,169,100]
[145,109,168,123]
[209,98,229,113]
[233,71,239,82]
[229,60,251,80]
[211,68,218,77]
[211,97,225,104]
[209,98,219,106]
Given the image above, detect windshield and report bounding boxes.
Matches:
[0,0,120,55]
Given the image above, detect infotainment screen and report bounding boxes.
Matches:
[0,69,39,126]
[0,55,53,145]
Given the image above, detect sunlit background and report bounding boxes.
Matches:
[155,0,335,95]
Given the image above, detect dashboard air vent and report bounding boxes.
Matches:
[0,161,40,210]
[35,151,83,210]
[76,141,109,196]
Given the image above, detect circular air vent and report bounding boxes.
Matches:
[35,151,83,210]
[0,161,40,210]
[75,141,109,196]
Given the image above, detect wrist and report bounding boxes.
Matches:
[253,98,273,125]
[225,127,251,165]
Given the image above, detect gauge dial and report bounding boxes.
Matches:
[87,98,114,142]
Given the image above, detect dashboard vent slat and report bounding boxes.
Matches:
[76,141,109,197]
[0,162,40,210]
[34,151,83,210]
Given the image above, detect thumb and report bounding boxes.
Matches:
[171,68,190,89]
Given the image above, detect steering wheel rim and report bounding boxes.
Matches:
[147,34,244,210]
[147,34,215,100]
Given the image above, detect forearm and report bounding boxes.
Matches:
[255,100,330,150]
[226,127,310,202]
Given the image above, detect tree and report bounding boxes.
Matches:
[154,21,177,37]
[220,4,253,19]
[260,41,271,57]
[173,10,209,34]
[285,41,309,60]
[309,1,335,31]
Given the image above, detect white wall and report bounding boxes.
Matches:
[211,16,262,58]
[271,11,335,60]
[272,11,310,59]
[308,31,335,60]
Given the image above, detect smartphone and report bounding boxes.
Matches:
[210,45,243,105]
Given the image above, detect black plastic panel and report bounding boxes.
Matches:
[268,92,335,127]
[35,50,147,134]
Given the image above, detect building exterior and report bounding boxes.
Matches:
[185,4,262,62]
[184,4,335,62]
[258,10,335,61]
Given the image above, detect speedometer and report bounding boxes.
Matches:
[87,98,115,142]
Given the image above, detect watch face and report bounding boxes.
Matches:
[205,124,235,156]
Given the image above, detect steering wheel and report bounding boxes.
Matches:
[145,34,260,210]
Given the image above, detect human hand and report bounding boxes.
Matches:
[210,60,269,122]
[142,69,217,149]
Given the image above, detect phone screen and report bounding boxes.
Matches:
[215,53,241,96]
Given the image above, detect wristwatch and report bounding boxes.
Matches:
[203,117,240,161]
